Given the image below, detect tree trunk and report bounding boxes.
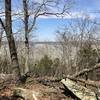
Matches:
[0,27,3,48]
[23,0,29,74]
[5,0,21,78]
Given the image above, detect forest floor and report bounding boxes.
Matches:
[0,76,74,100]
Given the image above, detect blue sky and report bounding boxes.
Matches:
[34,0,100,41]
[1,0,100,41]
[36,18,71,41]
[74,0,100,11]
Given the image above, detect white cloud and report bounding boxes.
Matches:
[69,11,96,19]
[33,0,43,3]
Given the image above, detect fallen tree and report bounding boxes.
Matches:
[72,63,100,78]
[66,76,100,88]
[61,64,100,100]
[61,63,100,88]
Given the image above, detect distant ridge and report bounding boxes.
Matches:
[1,41,61,45]
[1,40,100,46]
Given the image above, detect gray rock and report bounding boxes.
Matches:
[61,78,97,100]
[13,88,39,100]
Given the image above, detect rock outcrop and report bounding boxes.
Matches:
[61,78,98,100]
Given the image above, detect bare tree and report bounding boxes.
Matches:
[23,0,30,74]
[0,0,73,80]
[56,15,100,77]
[0,0,21,78]
[22,0,73,74]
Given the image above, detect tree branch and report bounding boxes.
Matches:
[0,18,6,31]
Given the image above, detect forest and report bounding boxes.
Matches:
[0,0,100,100]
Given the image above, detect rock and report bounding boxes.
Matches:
[0,74,15,81]
[13,88,39,100]
[61,78,97,100]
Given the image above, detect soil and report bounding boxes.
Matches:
[0,77,75,100]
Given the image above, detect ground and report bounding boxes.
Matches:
[0,77,74,100]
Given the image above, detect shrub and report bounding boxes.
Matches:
[36,55,53,76]
[77,42,99,71]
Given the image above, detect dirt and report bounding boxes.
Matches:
[0,77,74,100]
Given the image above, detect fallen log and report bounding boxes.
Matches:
[72,63,100,78]
[66,76,100,88]
[61,64,100,99]
[61,78,98,100]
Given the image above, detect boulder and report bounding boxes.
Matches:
[61,78,97,100]
[13,88,39,100]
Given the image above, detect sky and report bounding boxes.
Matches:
[36,18,70,41]
[35,0,100,41]
[1,0,100,41]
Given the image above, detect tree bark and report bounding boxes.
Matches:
[0,27,3,48]
[23,0,29,74]
[5,0,21,78]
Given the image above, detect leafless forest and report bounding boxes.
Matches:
[0,0,100,100]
